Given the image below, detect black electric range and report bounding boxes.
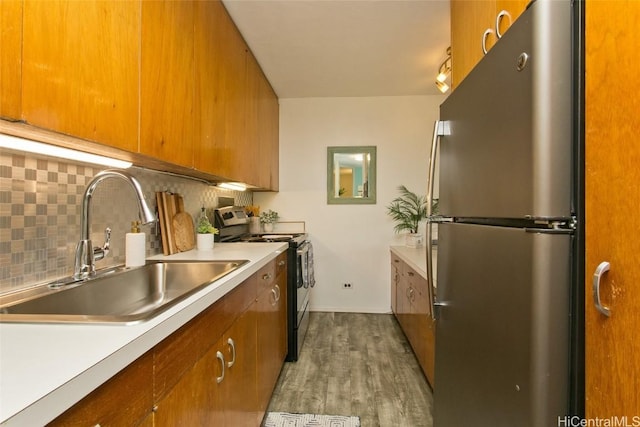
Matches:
[213,206,313,361]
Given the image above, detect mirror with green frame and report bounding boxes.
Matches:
[327,146,377,205]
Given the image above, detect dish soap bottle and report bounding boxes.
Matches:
[126,220,146,267]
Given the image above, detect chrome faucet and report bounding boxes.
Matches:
[73,169,156,279]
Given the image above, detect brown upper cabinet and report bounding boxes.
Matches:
[194,0,248,183]
[140,0,195,169]
[9,0,280,190]
[450,0,529,89]
[21,0,140,152]
[0,0,23,120]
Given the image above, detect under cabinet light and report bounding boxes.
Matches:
[217,182,247,192]
[0,133,133,168]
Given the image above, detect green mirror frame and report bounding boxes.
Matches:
[327,146,377,205]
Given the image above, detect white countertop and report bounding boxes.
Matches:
[390,244,438,286]
[390,245,427,278]
[0,242,287,426]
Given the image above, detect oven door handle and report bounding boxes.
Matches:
[296,243,309,256]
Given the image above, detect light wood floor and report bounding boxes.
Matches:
[267,312,434,426]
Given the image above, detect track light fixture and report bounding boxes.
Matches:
[435,47,452,93]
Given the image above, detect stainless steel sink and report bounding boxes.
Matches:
[0,260,248,324]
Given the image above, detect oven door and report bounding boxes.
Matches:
[296,242,310,326]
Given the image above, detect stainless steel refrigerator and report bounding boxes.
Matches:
[426,1,578,426]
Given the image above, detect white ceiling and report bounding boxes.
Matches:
[221,0,451,99]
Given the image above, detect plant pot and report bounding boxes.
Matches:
[197,233,214,251]
[263,222,274,233]
[249,217,261,234]
[405,233,423,248]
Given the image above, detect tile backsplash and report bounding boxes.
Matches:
[0,148,252,295]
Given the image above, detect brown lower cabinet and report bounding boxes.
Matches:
[391,251,435,388]
[48,254,287,427]
[256,260,287,418]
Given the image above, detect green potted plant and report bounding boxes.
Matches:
[196,208,219,251]
[386,185,428,247]
[259,209,279,233]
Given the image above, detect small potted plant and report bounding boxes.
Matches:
[259,209,279,233]
[386,185,428,248]
[196,207,219,251]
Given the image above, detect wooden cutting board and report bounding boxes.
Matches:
[173,211,195,252]
[156,192,170,255]
[173,194,195,252]
[162,192,178,254]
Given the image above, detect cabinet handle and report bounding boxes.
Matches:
[278,260,286,267]
[482,28,494,54]
[271,288,278,306]
[495,10,512,39]
[592,261,611,317]
[216,351,225,383]
[407,287,415,302]
[227,337,236,368]
[275,284,281,301]
[262,273,272,281]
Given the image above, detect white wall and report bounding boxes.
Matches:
[254,95,445,313]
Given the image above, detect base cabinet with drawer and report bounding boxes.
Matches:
[390,251,435,387]
[48,254,287,427]
[256,252,288,418]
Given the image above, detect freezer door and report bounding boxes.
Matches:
[434,223,570,427]
[439,0,573,219]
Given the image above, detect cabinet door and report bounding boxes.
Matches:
[194,0,230,178]
[450,0,496,88]
[49,352,154,427]
[390,253,403,314]
[256,275,286,414]
[396,268,411,333]
[21,0,139,151]
[585,0,640,417]
[140,0,194,168]
[412,270,435,387]
[0,0,22,120]
[244,51,262,187]
[154,345,222,427]
[262,76,280,191]
[450,0,528,89]
[219,307,258,426]
[254,54,280,190]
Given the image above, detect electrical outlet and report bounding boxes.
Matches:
[342,283,353,289]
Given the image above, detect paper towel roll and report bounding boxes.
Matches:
[126,232,146,267]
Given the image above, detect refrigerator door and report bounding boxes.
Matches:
[439,0,573,220]
[434,222,571,427]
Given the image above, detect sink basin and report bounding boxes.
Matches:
[0,260,248,324]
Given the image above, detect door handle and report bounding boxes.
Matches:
[495,10,512,39]
[482,28,494,54]
[226,337,236,368]
[216,351,225,384]
[592,261,611,317]
[426,121,447,320]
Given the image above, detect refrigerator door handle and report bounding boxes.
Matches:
[592,261,612,317]
[426,120,447,320]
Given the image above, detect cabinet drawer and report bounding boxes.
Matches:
[275,252,287,277]
[257,253,286,293]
